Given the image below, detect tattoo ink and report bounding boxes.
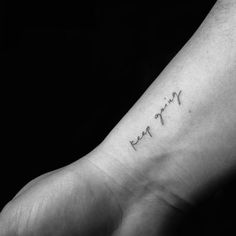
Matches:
[129,90,183,152]
[154,90,182,125]
[129,126,152,151]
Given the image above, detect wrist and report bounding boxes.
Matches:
[84,142,192,214]
[82,144,193,236]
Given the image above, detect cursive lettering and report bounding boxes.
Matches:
[154,90,182,125]
[129,89,183,152]
[129,126,152,151]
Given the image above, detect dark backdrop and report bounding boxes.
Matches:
[1,1,236,235]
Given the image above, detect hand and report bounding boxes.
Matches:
[0,154,123,236]
[0,149,183,236]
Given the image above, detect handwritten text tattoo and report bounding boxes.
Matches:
[129,90,182,151]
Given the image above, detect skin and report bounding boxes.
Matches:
[1,0,236,235]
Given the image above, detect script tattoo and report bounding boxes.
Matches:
[129,90,182,151]
[154,90,182,125]
[129,126,152,151]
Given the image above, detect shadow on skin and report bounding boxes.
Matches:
[159,171,236,236]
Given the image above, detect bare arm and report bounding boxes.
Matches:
[88,0,236,206]
[1,1,236,235]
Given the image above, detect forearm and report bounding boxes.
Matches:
[1,2,236,236]
[87,0,236,206]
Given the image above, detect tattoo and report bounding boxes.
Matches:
[154,90,182,125]
[129,90,183,151]
[129,126,152,151]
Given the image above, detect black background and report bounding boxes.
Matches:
[1,0,236,235]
